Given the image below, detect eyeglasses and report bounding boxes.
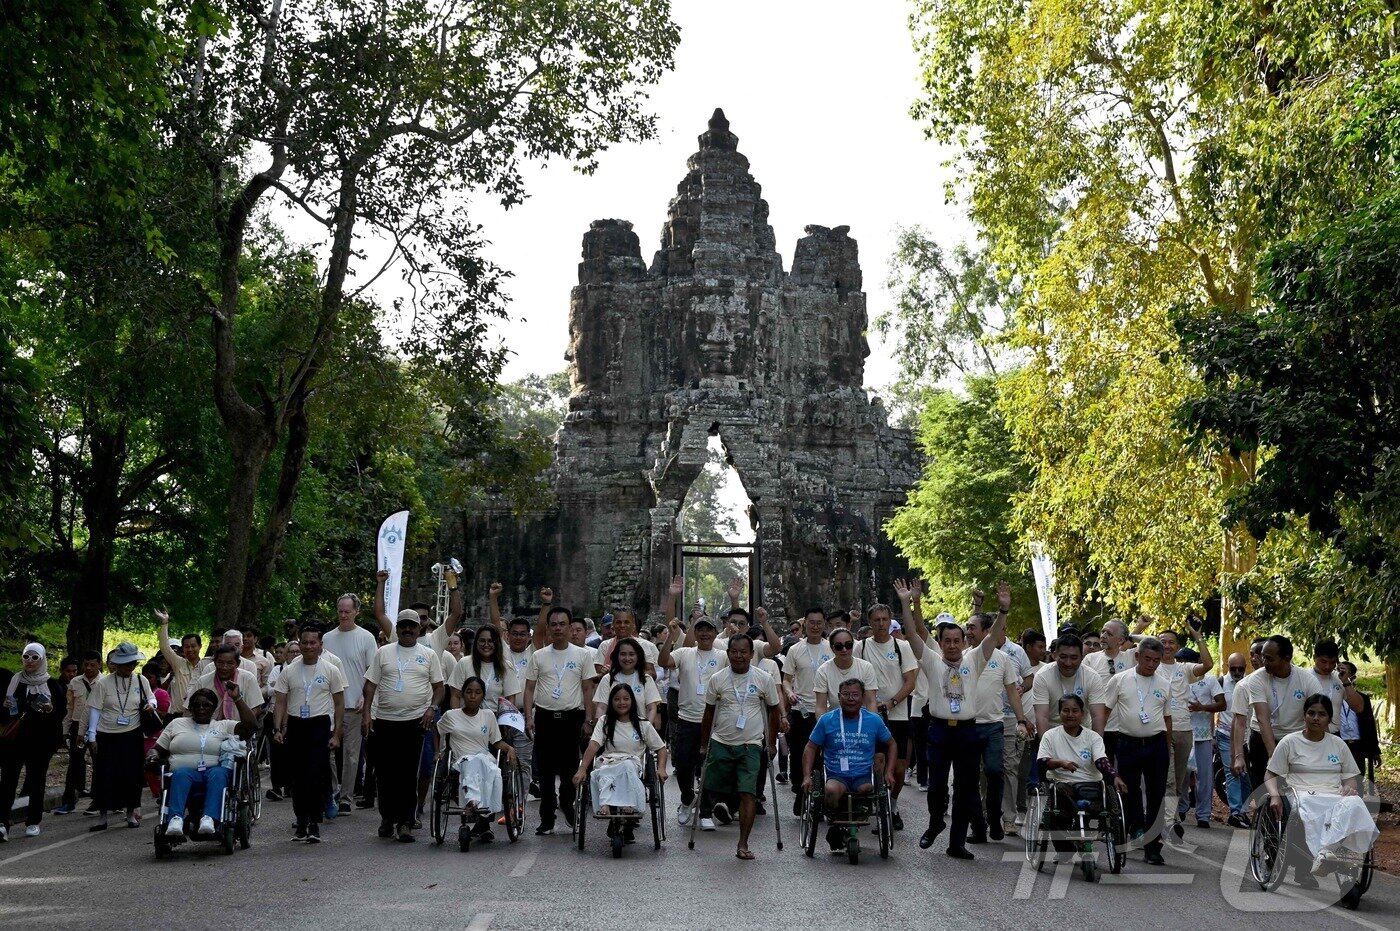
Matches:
[832,642,854,652]
[1228,666,1245,672]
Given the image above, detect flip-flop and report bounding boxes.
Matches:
[88,823,108,833]
[735,848,755,860]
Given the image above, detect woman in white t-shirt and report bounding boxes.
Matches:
[1266,693,1377,881]
[448,626,523,714]
[147,687,257,837]
[574,683,668,840]
[592,638,662,728]
[437,677,517,839]
[1036,695,1129,854]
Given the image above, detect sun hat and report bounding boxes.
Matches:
[107,641,145,665]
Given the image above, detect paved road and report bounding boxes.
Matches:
[2,778,1395,930]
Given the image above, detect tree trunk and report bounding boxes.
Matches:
[237,398,313,631]
[213,428,276,632]
[65,423,128,658]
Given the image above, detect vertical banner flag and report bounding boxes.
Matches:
[377,510,410,622]
[1029,542,1058,642]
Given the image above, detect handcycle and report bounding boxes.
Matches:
[1024,768,1127,883]
[798,766,894,865]
[574,748,666,858]
[1248,783,1376,910]
[428,734,524,852]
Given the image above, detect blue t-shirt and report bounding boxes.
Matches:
[808,709,891,777]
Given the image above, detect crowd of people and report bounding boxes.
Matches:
[0,572,1385,883]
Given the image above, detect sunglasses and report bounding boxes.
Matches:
[832,642,854,652]
[1228,666,1246,672]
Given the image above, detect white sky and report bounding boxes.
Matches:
[457,0,964,391]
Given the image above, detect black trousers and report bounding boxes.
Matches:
[370,718,424,827]
[0,739,58,828]
[63,725,88,805]
[926,718,981,850]
[1115,732,1169,855]
[786,709,817,789]
[534,708,584,826]
[673,718,703,806]
[1246,730,1270,797]
[911,707,930,785]
[94,729,145,812]
[287,716,332,826]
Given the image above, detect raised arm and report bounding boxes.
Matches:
[155,608,182,672]
[1188,621,1213,676]
[488,582,504,635]
[532,587,552,650]
[374,570,393,639]
[894,579,927,661]
[756,606,780,658]
[981,582,1010,663]
[445,566,463,632]
[726,576,744,614]
[658,614,681,670]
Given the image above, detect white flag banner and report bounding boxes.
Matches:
[1029,544,1058,643]
[377,510,410,621]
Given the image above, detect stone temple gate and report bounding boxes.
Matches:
[438,110,921,622]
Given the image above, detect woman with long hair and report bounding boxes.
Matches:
[437,676,517,840]
[574,683,667,841]
[448,626,522,713]
[592,638,661,728]
[0,643,66,840]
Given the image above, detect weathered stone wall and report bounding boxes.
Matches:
[432,110,920,623]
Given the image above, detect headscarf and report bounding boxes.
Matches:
[6,643,52,703]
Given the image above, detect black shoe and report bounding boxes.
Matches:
[946,846,975,860]
[1172,822,1185,840]
[293,823,308,841]
[528,781,541,798]
[535,822,556,836]
[988,820,1004,841]
[892,812,904,831]
[755,801,765,815]
[1227,814,1251,829]
[396,824,415,843]
[306,824,321,844]
[775,773,788,784]
[827,826,846,851]
[712,802,732,825]
[919,825,942,850]
[377,820,394,838]
[967,830,988,845]
[1145,851,1166,866]
[1196,819,1210,829]
[265,789,284,802]
[792,795,803,817]
[1293,871,1318,890]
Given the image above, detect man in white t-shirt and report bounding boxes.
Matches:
[1157,623,1213,838]
[1103,637,1173,865]
[781,607,832,812]
[1215,651,1251,827]
[361,610,444,842]
[852,603,918,829]
[321,592,379,811]
[523,596,598,835]
[659,577,727,829]
[272,626,346,842]
[1181,649,1224,829]
[1232,634,1319,794]
[1311,638,1364,734]
[964,608,1030,844]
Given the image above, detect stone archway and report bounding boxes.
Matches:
[442,111,920,622]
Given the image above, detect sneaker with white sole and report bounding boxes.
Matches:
[712,802,732,825]
[197,816,216,835]
[676,804,692,826]
[165,816,185,836]
[1014,813,1026,826]
[699,817,716,831]
[25,825,40,838]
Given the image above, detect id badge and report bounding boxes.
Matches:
[948,698,961,715]
[696,681,706,696]
[116,715,131,726]
[735,714,747,730]
[839,756,849,772]
[393,678,405,692]
[197,760,207,773]
[550,687,562,700]
[1139,712,1151,725]
[299,703,311,719]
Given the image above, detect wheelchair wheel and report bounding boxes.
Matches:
[458,822,471,853]
[220,818,236,855]
[248,743,263,822]
[153,823,170,860]
[846,835,861,865]
[1248,806,1287,891]
[429,755,450,845]
[237,802,253,850]
[1104,787,1126,874]
[1025,790,1048,872]
[1081,855,1100,883]
[645,754,663,850]
[574,780,588,851]
[800,791,820,858]
[876,788,891,860]
[611,831,625,859]
[502,761,523,843]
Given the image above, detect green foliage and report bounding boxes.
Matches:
[885,375,1037,631]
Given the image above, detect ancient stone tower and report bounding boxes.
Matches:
[442,110,920,621]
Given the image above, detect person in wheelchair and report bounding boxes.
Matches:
[1035,695,1127,854]
[437,676,517,842]
[574,683,668,844]
[147,686,257,837]
[1265,693,1379,887]
[802,678,895,852]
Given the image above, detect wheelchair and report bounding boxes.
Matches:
[151,751,256,858]
[429,735,524,852]
[573,749,666,858]
[1024,771,1127,883]
[798,767,894,864]
[1248,785,1376,909]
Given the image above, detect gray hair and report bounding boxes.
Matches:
[837,677,867,694]
[1136,636,1164,656]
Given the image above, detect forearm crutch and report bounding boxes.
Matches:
[688,743,710,851]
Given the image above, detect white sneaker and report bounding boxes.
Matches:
[24,825,40,838]
[197,816,216,835]
[0,825,7,841]
[676,804,692,826]
[1014,813,1026,826]
[165,816,184,836]
[699,817,716,831]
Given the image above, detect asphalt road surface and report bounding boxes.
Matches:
[2,777,1396,930]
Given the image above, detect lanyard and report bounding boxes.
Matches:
[395,646,413,686]
[1268,672,1289,715]
[1135,675,1152,715]
[732,673,750,709]
[838,711,863,747]
[113,676,134,714]
[302,660,321,707]
[195,723,213,764]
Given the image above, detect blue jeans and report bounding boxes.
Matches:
[1214,731,1249,817]
[167,766,230,822]
[972,721,1005,833]
[1191,740,1214,821]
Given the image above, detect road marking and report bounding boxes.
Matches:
[466,913,495,930]
[0,808,156,868]
[508,850,537,877]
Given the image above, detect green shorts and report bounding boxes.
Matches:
[704,741,762,796]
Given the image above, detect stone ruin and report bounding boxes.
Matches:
[436,110,921,622]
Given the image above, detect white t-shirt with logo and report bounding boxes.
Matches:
[363,642,444,721]
[589,718,665,761]
[973,648,1018,725]
[437,707,501,765]
[704,666,780,746]
[447,658,523,713]
[1187,675,1225,741]
[1159,661,1201,732]
[1219,674,1248,735]
[593,671,662,710]
[272,658,346,720]
[1031,665,1108,728]
[321,625,379,710]
[813,657,880,708]
[1245,666,1322,738]
[918,647,990,721]
[784,639,833,714]
[598,636,660,670]
[1037,725,1107,784]
[853,636,918,721]
[1104,670,1171,737]
[1267,731,1359,794]
[670,646,728,723]
[525,644,596,712]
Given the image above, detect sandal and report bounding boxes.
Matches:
[735,847,755,860]
[89,822,109,832]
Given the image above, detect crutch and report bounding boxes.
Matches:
[688,744,711,850]
[766,710,783,851]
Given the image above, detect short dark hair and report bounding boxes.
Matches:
[1021,630,1046,648]
[82,650,101,663]
[548,605,574,624]
[803,607,825,620]
[727,607,751,625]
[299,625,324,642]
[1058,694,1086,713]
[507,617,532,633]
[1265,634,1294,660]
[824,610,847,624]
[1302,693,1333,718]
[837,677,867,694]
[239,625,257,637]
[1313,638,1340,660]
[60,655,78,669]
[935,621,963,641]
[181,633,202,647]
[727,633,754,653]
[1056,633,1083,653]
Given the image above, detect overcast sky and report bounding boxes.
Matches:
[451,0,963,392]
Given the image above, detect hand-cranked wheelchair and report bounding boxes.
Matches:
[574,748,666,858]
[428,734,525,852]
[151,743,257,858]
[1248,784,1377,910]
[1024,771,1127,883]
[798,766,894,864]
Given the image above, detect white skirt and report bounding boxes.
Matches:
[591,755,646,812]
[456,752,503,814]
[1293,792,1378,859]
